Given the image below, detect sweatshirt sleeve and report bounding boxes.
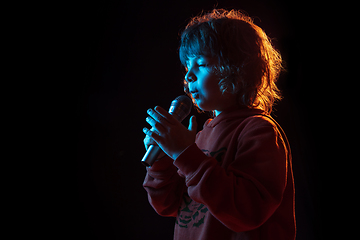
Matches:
[173,118,288,232]
[143,155,186,217]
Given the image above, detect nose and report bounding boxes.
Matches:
[185,69,196,83]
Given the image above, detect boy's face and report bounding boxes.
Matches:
[185,55,236,115]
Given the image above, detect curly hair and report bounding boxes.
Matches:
[179,9,283,115]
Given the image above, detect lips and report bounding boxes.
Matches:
[191,92,199,99]
[190,88,199,98]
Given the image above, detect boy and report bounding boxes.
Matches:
[142,9,295,240]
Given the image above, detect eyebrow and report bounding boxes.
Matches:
[185,56,207,66]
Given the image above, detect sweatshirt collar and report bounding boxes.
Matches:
[205,107,265,128]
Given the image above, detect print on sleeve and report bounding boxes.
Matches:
[201,147,227,162]
[175,147,227,229]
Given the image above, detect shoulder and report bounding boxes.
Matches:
[241,114,278,131]
[237,114,283,143]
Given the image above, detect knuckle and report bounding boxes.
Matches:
[146,117,153,124]
[150,139,156,145]
[144,135,156,148]
[147,130,153,137]
[154,122,161,129]
[155,116,162,123]
[148,113,163,124]
[153,114,162,123]
[143,135,150,143]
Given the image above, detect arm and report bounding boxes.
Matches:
[142,106,196,217]
[173,118,288,232]
[143,155,186,217]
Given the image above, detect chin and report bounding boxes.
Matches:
[196,101,214,112]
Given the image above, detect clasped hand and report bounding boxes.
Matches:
[143,106,197,160]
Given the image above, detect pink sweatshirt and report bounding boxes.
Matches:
[143,108,296,240]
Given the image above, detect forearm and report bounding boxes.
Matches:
[143,156,186,217]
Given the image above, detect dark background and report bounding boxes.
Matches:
[75,0,322,239]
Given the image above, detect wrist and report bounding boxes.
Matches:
[173,143,212,180]
[172,143,193,160]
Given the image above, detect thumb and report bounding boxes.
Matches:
[188,115,197,133]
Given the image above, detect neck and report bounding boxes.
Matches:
[213,93,242,117]
[214,104,245,117]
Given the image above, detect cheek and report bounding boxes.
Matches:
[201,75,221,97]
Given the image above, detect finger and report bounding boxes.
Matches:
[143,127,161,143]
[147,108,170,126]
[146,116,166,134]
[143,135,157,150]
[188,115,197,133]
[154,106,177,124]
